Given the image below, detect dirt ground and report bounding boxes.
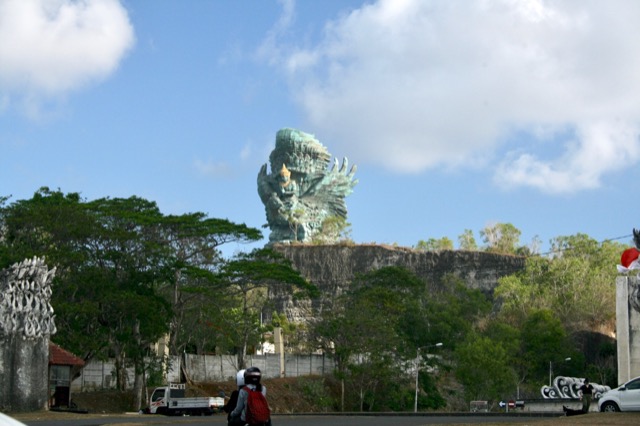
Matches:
[9,376,325,421]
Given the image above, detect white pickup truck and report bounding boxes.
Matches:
[148,383,224,416]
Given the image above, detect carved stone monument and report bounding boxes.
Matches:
[258,128,357,244]
[0,257,57,412]
[541,376,609,399]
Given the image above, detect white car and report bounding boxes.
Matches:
[0,412,28,426]
[598,376,640,412]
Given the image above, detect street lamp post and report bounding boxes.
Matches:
[414,342,443,413]
[549,357,572,387]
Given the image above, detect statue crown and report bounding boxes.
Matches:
[279,164,291,178]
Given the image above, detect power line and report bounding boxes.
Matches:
[535,233,633,258]
[601,234,634,244]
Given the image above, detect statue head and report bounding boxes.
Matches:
[279,164,292,186]
[270,128,331,174]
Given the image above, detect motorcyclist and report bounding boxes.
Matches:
[223,369,245,426]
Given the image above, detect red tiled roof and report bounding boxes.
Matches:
[49,343,85,367]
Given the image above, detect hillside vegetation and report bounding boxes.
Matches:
[1,189,627,411]
[70,377,339,414]
[71,375,466,414]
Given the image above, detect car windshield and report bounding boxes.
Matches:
[151,389,165,401]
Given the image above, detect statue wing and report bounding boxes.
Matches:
[257,163,276,204]
[299,157,358,219]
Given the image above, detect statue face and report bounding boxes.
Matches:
[278,164,291,183]
[279,172,290,182]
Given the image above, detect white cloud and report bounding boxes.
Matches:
[256,0,295,66]
[495,120,640,193]
[0,0,134,100]
[277,0,640,193]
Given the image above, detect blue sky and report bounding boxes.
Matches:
[2,0,640,257]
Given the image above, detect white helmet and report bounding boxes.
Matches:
[236,369,246,387]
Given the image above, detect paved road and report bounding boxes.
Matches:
[21,413,559,426]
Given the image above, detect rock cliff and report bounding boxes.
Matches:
[271,244,526,322]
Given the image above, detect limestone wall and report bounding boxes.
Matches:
[616,275,640,384]
[271,244,526,321]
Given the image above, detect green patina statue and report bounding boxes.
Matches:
[258,128,357,244]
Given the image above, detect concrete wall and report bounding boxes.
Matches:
[72,353,335,391]
[616,275,640,384]
[521,399,599,413]
[184,353,333,383]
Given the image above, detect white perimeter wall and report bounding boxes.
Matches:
[72,353,334,391]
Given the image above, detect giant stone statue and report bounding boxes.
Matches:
[258,128,357,244]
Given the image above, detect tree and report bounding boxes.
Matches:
[480,222,521,254]
[493,233,623,393]
[520,309,569,384]
[155,213,262,356]
[0,188,266,409]
[0,188,110,359]
[458,229,477,251]
[0,190,175,405]
[312,215,352,244]
[550,233,600,259]
[0,188,94,272]
[215,248,316,369]
[508,235,543,256]
[494,233,622,333]
[411,274,491,352]
[79,195,174,402]
[586,340,617,387]
[287,207,306,242]
[481,320,531,396]
[312,267,425,411]
[266,311,307,353]
[415,237,454,252]
[455,334,517,402]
